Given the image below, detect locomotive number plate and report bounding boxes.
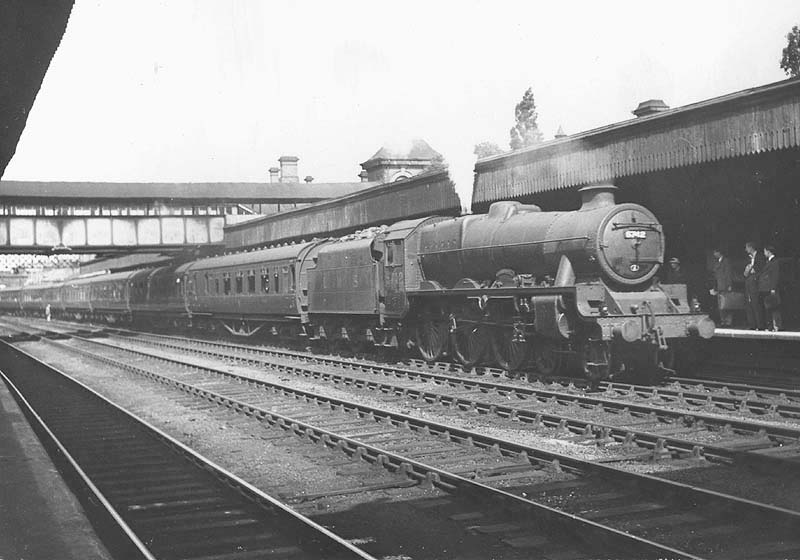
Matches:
[624,230,647,239]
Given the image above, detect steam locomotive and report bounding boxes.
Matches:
[0,185,714,383]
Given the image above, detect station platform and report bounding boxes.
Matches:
[714,328,800,342]
[0,376,112,559]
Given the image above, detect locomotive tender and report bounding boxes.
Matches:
[0,185,713,382]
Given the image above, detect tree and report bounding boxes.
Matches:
[781,25,800,77]
[509,87,543,150]
[473,141,503,159]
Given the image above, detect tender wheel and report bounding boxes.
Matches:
[533,338,563,376]
[345,325,371,354]
[322,320,342,341]
[415,318,449,362]
[321,320,345,353]
[451,322,489,368]
[491,327,528,371]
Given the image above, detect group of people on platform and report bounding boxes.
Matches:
[663,242,782,331]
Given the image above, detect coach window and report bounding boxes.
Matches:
[386,240,402,266]
[290,265,296,291]
[223,273,231,295]
[248,270,256,293]
[261,268,270,293]
[273,271,280,293]
[205,274,210,295]
[235,272,243,294]
[215,277,220,295]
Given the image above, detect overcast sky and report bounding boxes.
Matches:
[3,0,798,205]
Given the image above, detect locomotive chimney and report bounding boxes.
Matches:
[579,185,617,210]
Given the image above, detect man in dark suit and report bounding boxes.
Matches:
[743,241,765,330]
[758,245,781,331]
[710,248,734,326]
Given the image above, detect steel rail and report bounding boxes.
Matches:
[116,328,800,422]
[659,376,800,401]
[44,335,800,528]
[33,336,719,558]
[87,332,800,480]
[5,317,799,464]
[1,341,377,560]
[5,316,800,409]
[106,331,800,449]
[0,367,158,560]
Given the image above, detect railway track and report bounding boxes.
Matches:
[8,316,800,400]
[84,328,800,471]
[114,329,800,421]
[0,341,375,560]
[19,331,800,559]
[4,318,800,467]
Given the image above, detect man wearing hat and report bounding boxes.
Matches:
[759,245,782,331]
[664,257,686,285]
[710,248,734,327]
[743,241,764,330]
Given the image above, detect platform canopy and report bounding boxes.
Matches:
[0,2,74,178]
[473,78,800,208]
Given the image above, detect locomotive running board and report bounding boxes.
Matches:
[410,286,576,297]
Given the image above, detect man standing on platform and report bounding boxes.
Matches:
[710,248,734,327]
[759,245,782,331]
[743,241,764,330]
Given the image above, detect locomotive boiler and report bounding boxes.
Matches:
[408,185,714,381]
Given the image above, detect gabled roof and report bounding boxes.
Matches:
[363,138,441,164]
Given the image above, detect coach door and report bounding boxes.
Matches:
[383,239,408,317]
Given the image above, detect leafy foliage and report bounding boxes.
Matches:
[473,141,503,159]
[509,87,543,150]
[780,25,800,78]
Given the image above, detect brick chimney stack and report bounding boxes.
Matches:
[268,167,280,183]
[278,156,299,183]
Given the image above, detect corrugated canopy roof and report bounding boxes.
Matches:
[473,78,800,205]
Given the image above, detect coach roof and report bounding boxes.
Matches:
[186,242,319,272]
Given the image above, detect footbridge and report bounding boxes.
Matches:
[0,179,371,254]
